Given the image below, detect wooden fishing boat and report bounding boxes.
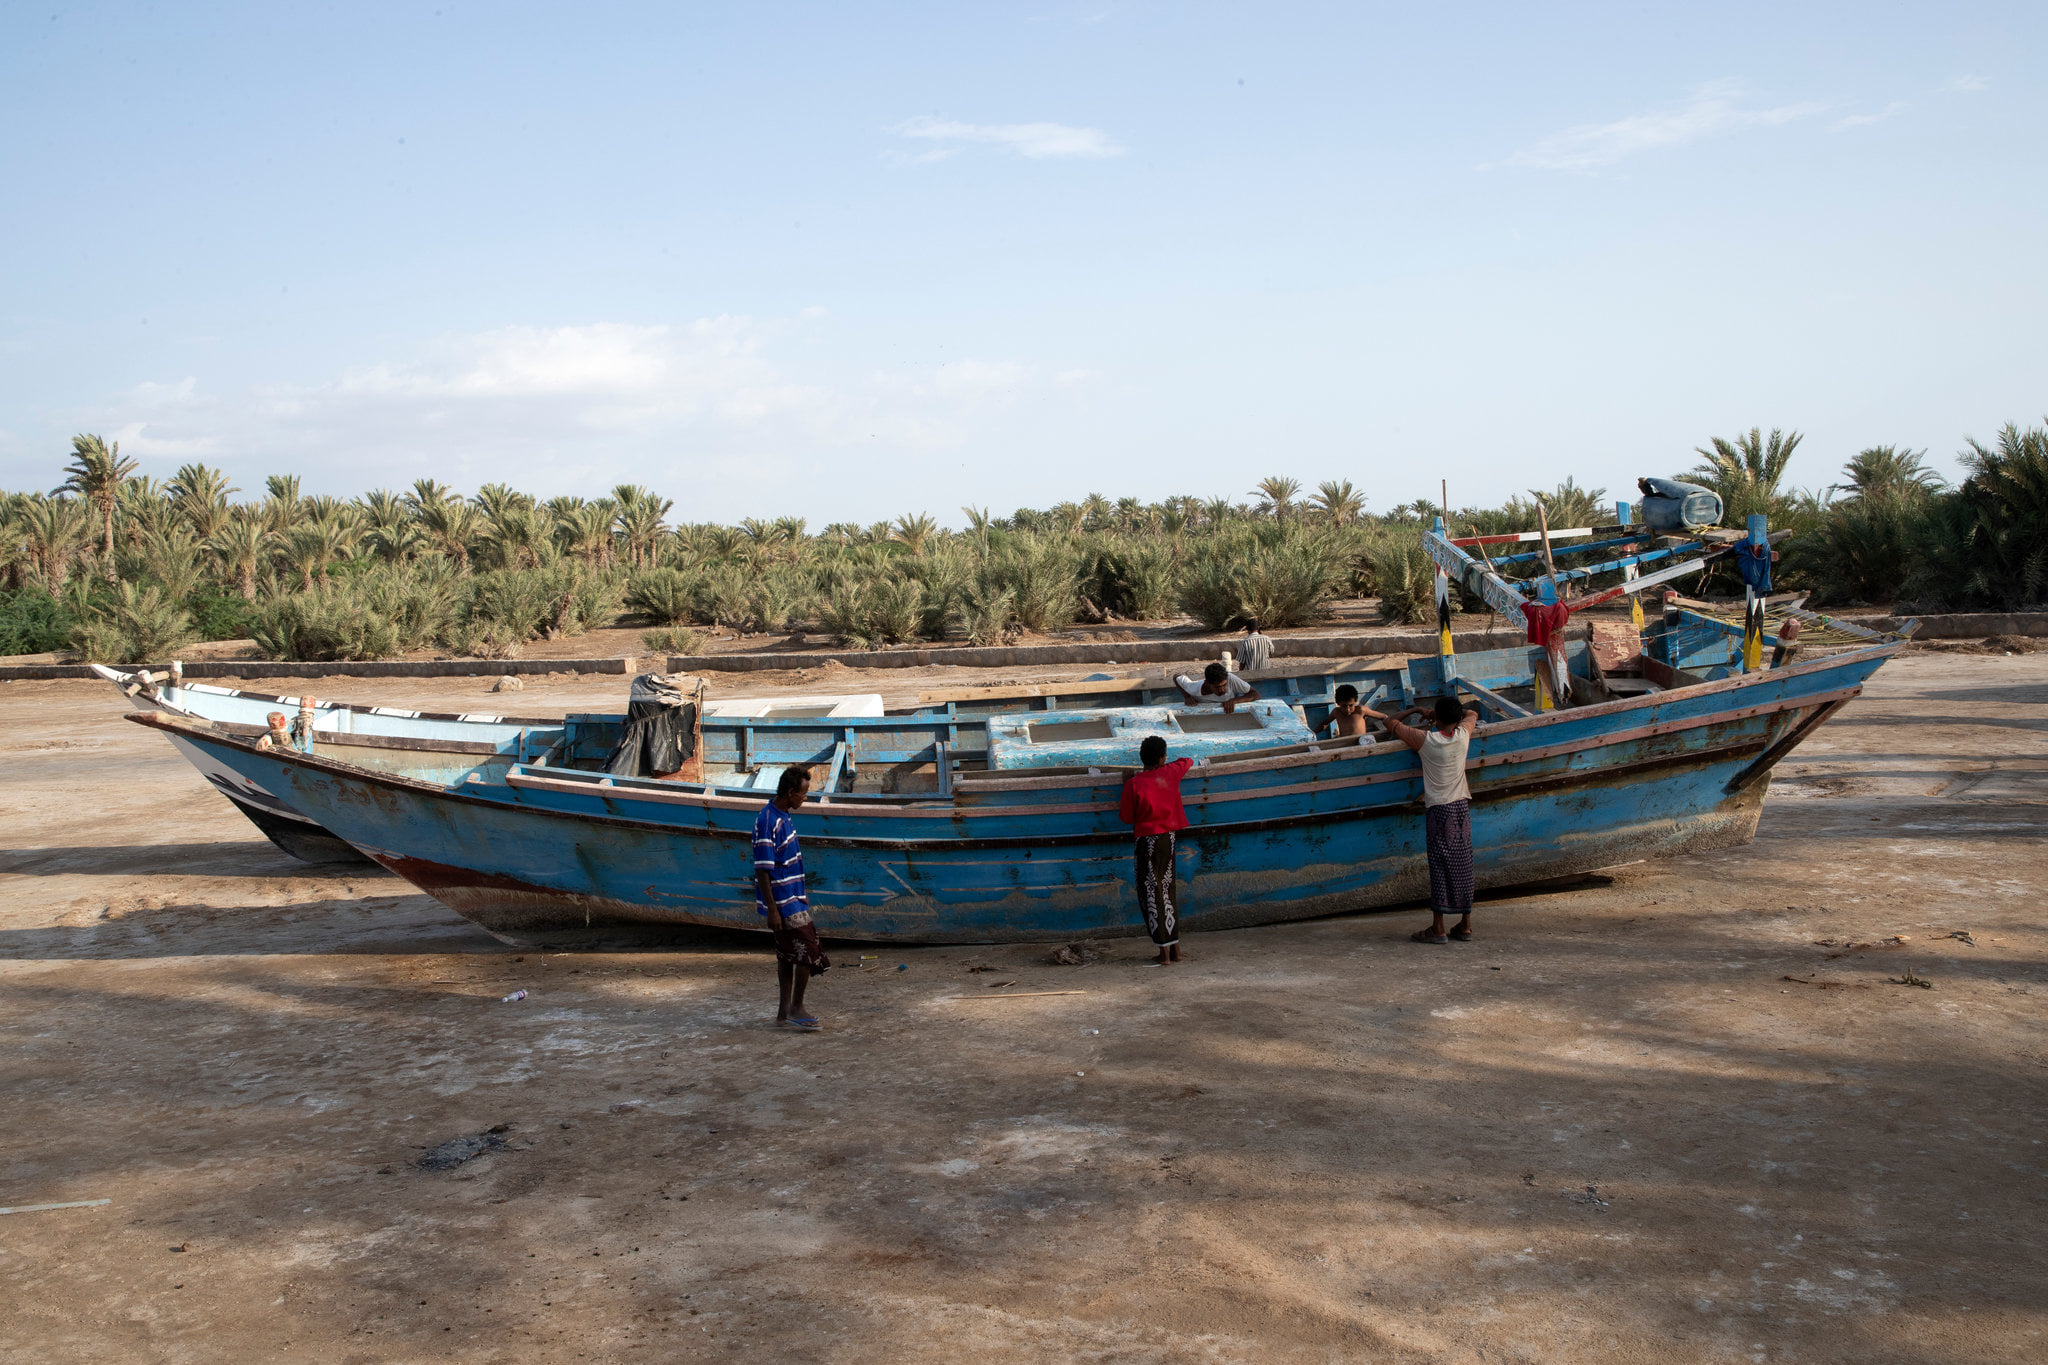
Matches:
[106,503,1915,943]
[125,636,1903,945]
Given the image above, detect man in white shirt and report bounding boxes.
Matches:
[1239,620,1274,673]
[1365,696,1479,944]
[1173,662,1262,715]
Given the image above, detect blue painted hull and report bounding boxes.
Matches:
[130,643,1899,944]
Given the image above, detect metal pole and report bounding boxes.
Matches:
[1742,513,1768,672]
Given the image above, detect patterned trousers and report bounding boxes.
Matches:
[1426,798,1475,914]
[1133,833,1179,947]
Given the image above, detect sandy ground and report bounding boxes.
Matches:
[1,651,2044,1363]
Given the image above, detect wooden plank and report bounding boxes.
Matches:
[1457,677,1533,719]
[916,676,1146,705]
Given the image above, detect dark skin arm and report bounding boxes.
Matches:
[1173,677,1262,713]
[1363,703,1477,752]
[755,868,784,931]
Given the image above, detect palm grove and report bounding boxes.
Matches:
[3,419,2045,664]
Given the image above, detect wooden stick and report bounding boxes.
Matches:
[939,990,1089,1001]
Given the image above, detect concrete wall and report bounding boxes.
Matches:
[7,612,2043,683]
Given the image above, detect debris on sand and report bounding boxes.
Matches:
[1947,930,1977,946]
[1567,1185,1610,1207]
[1048,942,1106,966]
[1888,968,1934,989]
[418,1125,512,1171]
[491,675,524,693]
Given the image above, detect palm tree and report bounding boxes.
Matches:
[1528,477,1608,530]
[282,514,356,589]
[473,482,532,523]
[773,515,807,546]
[555,502,614,565]
[1080,492,1111,529]
[418,499,481,571]
[58,434,138,578]
[890,512,939,556]
[1312,479,1365,526]
[1051,502,1087,534]
[615,496,673,568]
[117,476,177,546]
[961,505,993,550]
[1689,428,1803,521]
[358,488,409,531]
[406,478,454,513]
[1839,446,1943,501]
[264,473,304,509]
[167,463,237,538]
[483,503,551,569]
[1254,476,1300,519]
[135,522,208,601]
[19,495,91,589]
[1203,497,1235,528]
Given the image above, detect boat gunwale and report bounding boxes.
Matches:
[128,648,1876,842]
[142,707,1789,853]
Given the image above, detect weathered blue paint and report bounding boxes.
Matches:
[129,641,1903,946]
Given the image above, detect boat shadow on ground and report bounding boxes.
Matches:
[0,841,367,880]
[0,872,1620,964]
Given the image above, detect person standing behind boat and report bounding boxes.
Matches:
[1364,696,1479,944]
[1173,662,1262,714]
[1120,735,1193,966]
[1239,620,1274,674]
[754,766,829,1030]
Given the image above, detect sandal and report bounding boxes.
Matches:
[1449,925,1473,941]
[1411,928,1449,945]
[780,1016,822,1031]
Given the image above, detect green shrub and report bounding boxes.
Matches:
[0,589,75,655]
[625,567,697,624]
[464,569,555,643]
[186,587,255,642]
[1238,535,1342,628]
[1372,541,1458,627]
[250,582,398,662]
[986,539,1078,633]
[69,582,197,664]
[1176,553,1243,630]
[640,625,704,654]
[950,580,1018,645]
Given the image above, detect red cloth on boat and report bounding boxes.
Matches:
[1521,600,1571,646]
[1119,758,1193,836]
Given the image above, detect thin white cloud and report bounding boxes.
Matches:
[69,316,1069,517]
[895,116,1123,160]
[110,421,218,458]
[1504,80,1824,173]
[1835,101,1908,130]
[1951,74,1989,92]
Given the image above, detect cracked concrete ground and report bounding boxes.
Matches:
[1,651,2044,1362]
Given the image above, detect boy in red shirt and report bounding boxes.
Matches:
[1119,735,1194,965]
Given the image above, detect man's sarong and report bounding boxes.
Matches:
[1133,833,1179,947]
[1426,798,1474,914]
[773,910,830,972]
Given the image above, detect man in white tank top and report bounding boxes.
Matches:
[1364,695,1479,943]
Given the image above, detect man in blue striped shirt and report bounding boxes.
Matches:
[754,766,828,1030]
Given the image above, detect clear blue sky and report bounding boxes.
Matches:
[3,2,2042,525]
